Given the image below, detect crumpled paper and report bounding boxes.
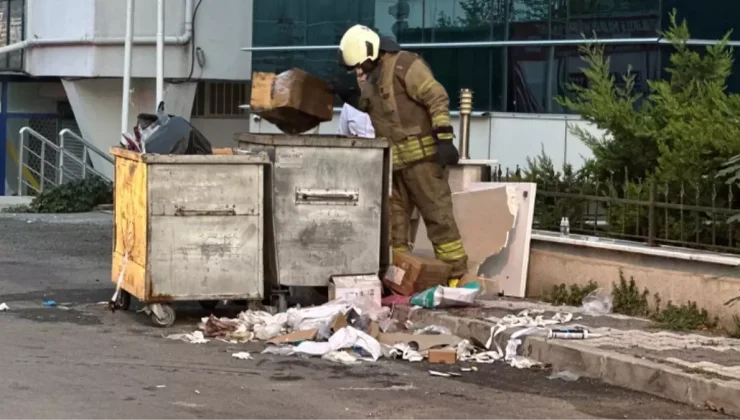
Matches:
[166,331,210,344]
[294,326,382,361]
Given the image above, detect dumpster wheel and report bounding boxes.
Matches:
[150,304,176,328]
[115,290,131,311]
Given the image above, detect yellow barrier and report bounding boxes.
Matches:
[6,141,41,191]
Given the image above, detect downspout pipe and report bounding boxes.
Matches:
[0,0,193,55]
[156,0,165,108]
[121,0,135,138]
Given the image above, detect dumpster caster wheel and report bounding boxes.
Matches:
[150,304,176,328]
[199,300,219,311]
[115,290,131,311]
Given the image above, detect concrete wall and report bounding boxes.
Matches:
[190,117,250,149]
[526,234,740,330]
[250,111,601,171]
[25,0,253,79]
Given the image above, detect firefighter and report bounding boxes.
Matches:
[331,24,469,285]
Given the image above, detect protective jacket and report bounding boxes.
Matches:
[357,51,452,170]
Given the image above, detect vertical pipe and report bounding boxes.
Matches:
[40,143,46,191]
[156,0,165,109]
[121,0,135,137]
[458,88,473,160]
[17,131,23,195]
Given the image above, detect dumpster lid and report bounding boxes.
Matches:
[234,133,389,149]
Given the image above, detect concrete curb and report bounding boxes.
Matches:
[392,306,740,416]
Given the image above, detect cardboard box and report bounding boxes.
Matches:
[250,69,334,134]
[328,275,382,308]
[383,251,451,296]
[428,349,457,365]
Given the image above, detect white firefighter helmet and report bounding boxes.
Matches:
[339,24,380,69]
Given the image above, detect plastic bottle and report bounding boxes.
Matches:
[564,217,570,236]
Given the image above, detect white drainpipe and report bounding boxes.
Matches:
[121,0,135,138]
[0,0,194,55]
[156,0,165,109]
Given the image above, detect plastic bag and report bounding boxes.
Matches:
[410,282,480,309]
[581,288,613,316]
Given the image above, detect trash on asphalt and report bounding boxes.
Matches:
[42,300,57,307]
[428,370,461,377]
[231,352,253,360]
[460,366,478,372]
[322,350,360,365]
[428,348,457,364]
[548,328,591,339]
[261,345,295,356]
[0,302,9,311]
[581,288,613,316]
[547,370,580,381]
[412,325,452,335]
[267,328,318,344]
[166,331,210,344]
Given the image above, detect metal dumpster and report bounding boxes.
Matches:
[235,133,390,301]
[110,147,268,327]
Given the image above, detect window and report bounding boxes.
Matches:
[0,0,25,70]
[192,81,250,118]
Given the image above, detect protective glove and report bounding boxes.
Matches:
[432,125,459,167]
[327,81,361,109]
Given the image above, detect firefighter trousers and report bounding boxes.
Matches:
[390,160,468,279]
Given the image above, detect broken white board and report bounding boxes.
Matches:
[412,182,536,298]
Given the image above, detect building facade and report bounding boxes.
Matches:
[1,0,739,195]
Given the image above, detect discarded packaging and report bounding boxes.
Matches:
[42,300,56,307]
[377,332,462,352]
[581,288,613,316]
[261,345,296,356]
[167,331,210,344]
[429,370,461,377]
[329,275,382,308]
[428,349,457,365]
[322,351,360,366]
[294,326,382,361]
[232,352,253,360]
[250,69,334,134]
[384,251,451,296]
[548,370,580,381]
[384,343,424,362]
[412,325,452,336]
[0,303,8,311]
[548,328,590,339]
[267,329,318,345]
[409,281,480,309]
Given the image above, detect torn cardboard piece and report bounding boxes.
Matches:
[267,329,318,345]
[428,349,457,364]
[250,69,334,134]
[377,332,462,352]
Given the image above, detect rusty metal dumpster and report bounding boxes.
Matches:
[110,147,268,327]
[235,133,390,308]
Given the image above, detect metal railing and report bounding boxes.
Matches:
[492,166,740,254]
[17,127,112,196]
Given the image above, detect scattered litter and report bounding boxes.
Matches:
[378,332,461,352]
[428,349,457,364]
[261,345,296,356]
[58,306,70,311]
[268,329,318,344]
[322,351,360,365]
[0,303,9,311]
[428,370,461,377]
[295,326,382,361]
[548,328,591,339]
[410,282,480,309]
[460,351,501,364]
[381,294,411,307]
[166,331,210,344]
[42,300,57,307]
[156,385,166,389]
[231,352,253,360]
[194,390,200,395]
[548,370,580,381]
[508,356,542,369]
[412,325,452,335]
[460,366,478,372]
[581,288,613,316]
[384,343,424,362]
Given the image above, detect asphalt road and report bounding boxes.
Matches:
[0,212,729,419]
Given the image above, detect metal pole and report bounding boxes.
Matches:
[156,0,165,109]
[458,88,473,160]
[17,132,24,195]
[40,143,46,191]
[121,0,135,137]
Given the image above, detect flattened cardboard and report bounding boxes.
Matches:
[428,349,457,364]
[331,313,348,332]
[377,333,462,352]
[267,329,318,345]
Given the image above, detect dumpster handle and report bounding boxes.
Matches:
[174,208,237,217]
[295,188,359,206]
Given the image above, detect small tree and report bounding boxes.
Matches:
[557,10,740,185]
